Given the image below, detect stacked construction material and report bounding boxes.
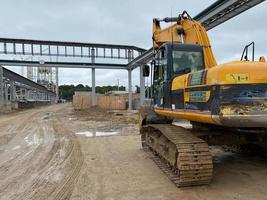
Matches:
[72,91,139,110]
[72,92,92,110]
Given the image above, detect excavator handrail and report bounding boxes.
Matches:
[241,42,255,61]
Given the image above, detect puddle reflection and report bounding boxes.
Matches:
[75,131,118,137]
[24,134,42,147]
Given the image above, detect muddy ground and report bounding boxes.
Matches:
[0,103,267,200]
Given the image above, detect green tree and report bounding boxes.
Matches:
[59,84,127,101]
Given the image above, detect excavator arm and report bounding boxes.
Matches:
[152,11,217,68]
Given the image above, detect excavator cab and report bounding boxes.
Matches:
[153,42,204,108]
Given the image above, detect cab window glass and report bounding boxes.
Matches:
[153,48,167,102]
[172,51,204,75]
[155,48,167,81]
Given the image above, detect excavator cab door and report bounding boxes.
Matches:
[170,44,205,110]
[153,47,170,108]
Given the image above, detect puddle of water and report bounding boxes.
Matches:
[24,134,42,148]
[76,131,118,137]
[42,112,52,120]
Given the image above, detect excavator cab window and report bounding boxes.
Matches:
[172,50,204,76]
[154,47,168,82]
[153,47,168,107]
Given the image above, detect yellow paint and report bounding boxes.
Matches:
[207,61,267,85]
[153,17,217,69]
[152,14,267,126]
[154,108,214,124]
[184,91,189,102]
[225,73,249,83]
[168,60,267,124]
[171,74,187,90]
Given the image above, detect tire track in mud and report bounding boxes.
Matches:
[0,111,49,185]
[0,104,83,200]
[17,106,83,200]
[0,110,43,152]
[48,111,84,200]
[0,108,59,199]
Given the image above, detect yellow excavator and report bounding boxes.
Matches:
[139,11,267,187]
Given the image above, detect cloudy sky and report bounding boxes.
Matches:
[1,0,267,88]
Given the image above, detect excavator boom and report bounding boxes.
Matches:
[152,11,217,68]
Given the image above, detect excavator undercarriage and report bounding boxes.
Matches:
[141,124,213,187]
[140,105,267,187]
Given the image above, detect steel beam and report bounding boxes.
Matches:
[0,37,145,52]
[0,60,127,70]
[139,65,145,106]
[194,0,266,30]
[127,48,153,70]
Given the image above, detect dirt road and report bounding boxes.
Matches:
[0,103,267,200]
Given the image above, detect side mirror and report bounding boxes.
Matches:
[143,65,150,77]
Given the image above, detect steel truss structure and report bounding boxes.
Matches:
[0,38,145,69]
[0,66,56,110]
[0,0,265,110]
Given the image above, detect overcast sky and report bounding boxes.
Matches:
[1,0,267,88]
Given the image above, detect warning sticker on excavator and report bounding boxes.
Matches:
[226,73,249,83]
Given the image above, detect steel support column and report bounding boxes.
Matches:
[91,48,96,106]
[139,65,145,106]
[92,68,96,106]
[19,88,23,101]
[128,69,132,110]
[56,67,59,102]
[128,50,133,110]
[4,83,8,101]
[10,81,15,101]
[28,90,32,100]
[0,66,3,103]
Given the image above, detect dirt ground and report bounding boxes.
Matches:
[0,103,267,200]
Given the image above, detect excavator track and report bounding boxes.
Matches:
[141,124,213,187]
